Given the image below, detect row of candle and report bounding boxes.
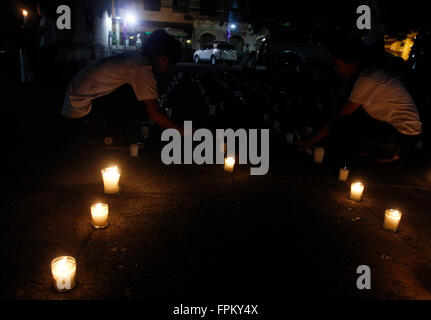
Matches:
[50,167,121,292]
[51,201,110,292]
[287,134,403,233]
[51,157,235,292]
[51,148,403,293]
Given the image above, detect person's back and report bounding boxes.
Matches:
[67,52,157,118]
[349,67,421,136]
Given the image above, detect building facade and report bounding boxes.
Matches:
[65,0,268,61]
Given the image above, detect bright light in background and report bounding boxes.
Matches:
[22,10,28,17]
[229,24,236,30]
[126,13,136,24]
[115,16,122,20]
[186,39,192,44]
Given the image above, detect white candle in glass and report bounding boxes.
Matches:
[350,182,364,201]
[224,157,235,173]
[51,256,76,292]
[383,209,402,232]
[101,166,120,194]
[130,144,139,157]
[22,10,28,24]
[339,167,350,181]
[314,147,325,163]
[91,203,109,228]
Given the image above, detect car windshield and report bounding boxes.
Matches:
[214,43,235,50]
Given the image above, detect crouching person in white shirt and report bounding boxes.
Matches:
[299,34,422,165]
[61,29,183,141]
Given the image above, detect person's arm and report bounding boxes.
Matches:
[144,99,183,134]
[298,100,361,149]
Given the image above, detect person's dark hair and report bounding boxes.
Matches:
[141,30,183,64]
[327,33,366,64]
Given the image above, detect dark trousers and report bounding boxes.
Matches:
[327,107,419,162]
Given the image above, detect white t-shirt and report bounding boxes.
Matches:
[349,68,422,135]
[39,16,56,47]
[62,53,158,118]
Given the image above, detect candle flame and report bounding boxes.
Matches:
[102,166,120,176]
[225,157,235,165]
[386,209,402,219]
[22,10,28,17]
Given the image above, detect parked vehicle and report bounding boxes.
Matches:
[194,41,238,65]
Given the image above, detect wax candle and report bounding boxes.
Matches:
[23,10,28,24]
[350,182,364,201]
[286,133,294,144]
[383,209,402,232]
[51,256,76,292]
[130,144,139,157]
[339,167,350,181]
[91,203,109,228]
[224,157,235,173]
[101,166,120,194]
[314,147,325,163]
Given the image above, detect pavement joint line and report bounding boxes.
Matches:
[76,228,95,268]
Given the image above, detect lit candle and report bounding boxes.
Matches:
[286,133,294,144]
[91,203,109,228]
[339,167,350,181]
[314,147,325,163]
[51,256,76,292]
[383,209,402,232]
[224,157,235,173]
[101,166,120,194]
[350,182,364,201]
[22,10,28,24]
[130,144,139,157]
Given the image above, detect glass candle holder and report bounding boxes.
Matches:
[224,157,235,173]
[91,203,109,229]
[383,209,402,232]
[101,166,120,194]
[51,256,76,292]
[314,147,325,163]
[350,182,364,201]
[339,167,350,181]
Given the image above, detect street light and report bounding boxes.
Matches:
[126,13,136,25]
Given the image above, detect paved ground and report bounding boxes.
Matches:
[2,64,431,301]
